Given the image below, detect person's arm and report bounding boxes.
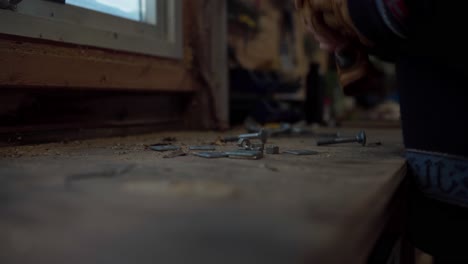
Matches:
[348,0,409,48]
[349,0,407,60]
[349,0,465,67]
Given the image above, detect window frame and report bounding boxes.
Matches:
[0,0,183,58]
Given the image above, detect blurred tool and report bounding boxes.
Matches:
[304,63,325,125]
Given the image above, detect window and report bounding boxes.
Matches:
[0,0,182,58]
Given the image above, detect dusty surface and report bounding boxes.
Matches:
[0,128,406,264]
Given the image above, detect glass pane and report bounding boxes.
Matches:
[66,0,156,25]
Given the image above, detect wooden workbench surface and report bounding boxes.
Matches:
[0,128,406,264]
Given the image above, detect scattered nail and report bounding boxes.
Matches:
[283,150,319,156]
[194,152,228,159]
[150,144,180,152]
[189,145,216,151]
[226,150,263,160]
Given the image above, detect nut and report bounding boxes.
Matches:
[266,145,280,154]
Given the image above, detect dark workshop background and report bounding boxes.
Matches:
[0,0,400,145]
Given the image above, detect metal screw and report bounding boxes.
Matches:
[223,129,268,144]
[316,131,367,146]
[239,129,268,143]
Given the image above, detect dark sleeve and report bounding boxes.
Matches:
[347,0,412,61]
[348,0,467,70]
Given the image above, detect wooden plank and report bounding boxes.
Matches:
[0,128,406,263]
[0,36,194,91]
[0,0,194,91]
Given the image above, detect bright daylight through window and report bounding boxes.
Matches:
[0,0,181,58]
[66,0,157,25]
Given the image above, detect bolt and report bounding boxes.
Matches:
[316,131,366,146]
[238,140,264,151]
[223,129,268,144]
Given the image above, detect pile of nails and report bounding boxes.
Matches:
[150,130,367,160]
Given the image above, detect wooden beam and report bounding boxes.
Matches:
[0,36,195,92]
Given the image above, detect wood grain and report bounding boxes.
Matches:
[0,36,195,91]
[0,128,407,264]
